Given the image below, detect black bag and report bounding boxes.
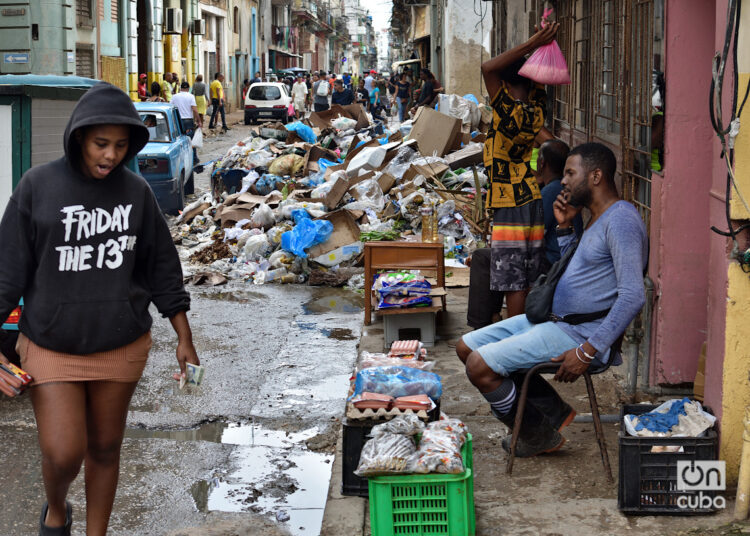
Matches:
[525,240,609,325]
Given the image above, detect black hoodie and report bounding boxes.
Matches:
[0,82,190,354]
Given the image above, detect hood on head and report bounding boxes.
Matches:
[63,82,150,171]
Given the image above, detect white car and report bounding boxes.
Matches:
[244,82,293,124]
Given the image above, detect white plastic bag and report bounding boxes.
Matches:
[241,233,271,261]
[250,203,276,230]
[191,127,203,148]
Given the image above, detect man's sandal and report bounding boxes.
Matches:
[39,501,72,536]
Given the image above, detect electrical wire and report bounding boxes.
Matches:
[709,0,750,267]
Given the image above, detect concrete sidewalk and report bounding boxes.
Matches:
[321,287,736,536]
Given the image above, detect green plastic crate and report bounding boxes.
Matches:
[368,434,475,536]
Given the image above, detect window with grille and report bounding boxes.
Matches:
[76,46,94,78]
[76,0,93,27]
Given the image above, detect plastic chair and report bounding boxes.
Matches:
[505,359,614,483]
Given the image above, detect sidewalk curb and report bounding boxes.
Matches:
[321,426,366,535]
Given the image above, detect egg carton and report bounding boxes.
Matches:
[345,401,438,422]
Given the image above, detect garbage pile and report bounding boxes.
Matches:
[175,97,493,286]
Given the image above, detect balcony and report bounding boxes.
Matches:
[272,25,298,52]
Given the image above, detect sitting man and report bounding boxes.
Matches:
[466,139,582,330]
[457,142,648,457]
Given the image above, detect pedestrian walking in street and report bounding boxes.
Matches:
[172,81,202,165]
[208,72,230,132]
[355,78,369,108]
[0,82,200,536]
[161,73,173,102]
[291,75,308,119]
[312,70,330,112]
[364,69,375,93]
[147,81,165,102]
[479,21,560,317]
[137,74,148,100]
[395,74,410,122]
[191,74,208,126]
[171,72,180,94]
[331,79,354,106]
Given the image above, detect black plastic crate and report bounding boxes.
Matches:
[342,419,375,497]
[618,404,719,515]
[341,401,441,497]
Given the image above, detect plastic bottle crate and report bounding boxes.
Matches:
[342,403,442,498]
[368,434,475,536]
[618,404,719,515]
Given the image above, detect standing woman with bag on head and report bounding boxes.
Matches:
[479,21,560,317]
[0,83,200,536]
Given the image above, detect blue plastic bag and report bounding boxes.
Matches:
[317,158,339,170]
[255,174,284,195]
[290,208,310,224]
[280,218,334,258]
[351,366,442,401]
[462,93,479,105]
[285,121,317,144]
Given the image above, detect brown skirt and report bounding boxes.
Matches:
[17,332,152,386]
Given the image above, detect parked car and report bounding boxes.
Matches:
[244,82,292,125]
[134,102,194,214]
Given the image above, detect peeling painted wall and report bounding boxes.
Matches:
[441,0,492,100]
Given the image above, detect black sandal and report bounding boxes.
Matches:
[39,501,72,536]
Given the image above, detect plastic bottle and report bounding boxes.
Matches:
[253,267,288,285]
[420,206,438,243]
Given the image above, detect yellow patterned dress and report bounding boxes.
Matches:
[484,82,547,291]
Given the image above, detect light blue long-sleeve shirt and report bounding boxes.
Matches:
[552,201,648,364]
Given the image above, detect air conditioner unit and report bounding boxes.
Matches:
[164,7,183,34]
[191,19,205,35]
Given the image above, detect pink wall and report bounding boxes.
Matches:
[705,0,733,423]
[651,0,716,384]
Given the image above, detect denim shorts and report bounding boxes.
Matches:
[462,314,578,377]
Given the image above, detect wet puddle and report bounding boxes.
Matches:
[301,288,363,315]
[201,290,265,303]
[281,373,352,402]
[126,422,331,536]
[295,321,356,341]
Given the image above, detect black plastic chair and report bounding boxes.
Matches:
[505,359,614,483]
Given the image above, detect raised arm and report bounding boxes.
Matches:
[481,22,560,99]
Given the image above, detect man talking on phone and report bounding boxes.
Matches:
[455,142,648,457]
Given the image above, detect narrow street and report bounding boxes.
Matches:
[0,123,364,536]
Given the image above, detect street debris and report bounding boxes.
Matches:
[177,97,489,286]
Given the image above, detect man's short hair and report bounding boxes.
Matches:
[569,142,617,186]
[334,79,343,86]
[539,139,570,177]
[180,81,189,89]
[214,72,222,80]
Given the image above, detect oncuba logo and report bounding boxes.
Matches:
[676,461,726,509]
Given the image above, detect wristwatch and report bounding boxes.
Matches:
[555,225,574,237]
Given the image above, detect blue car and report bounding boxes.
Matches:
[134,102,195,214]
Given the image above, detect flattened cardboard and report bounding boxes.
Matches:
[409,107,462,157]
[320,174,349,210]
[303,145,340,175]
[219,203,257,226]
[181,202,211,223]
[378,172,396,193]
[308,209,361,258]
[308,103,369,131]
[402,162,450,182]
[444,144,483,170]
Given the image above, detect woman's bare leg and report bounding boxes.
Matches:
[30,382,88,528]
[83,381,138,536]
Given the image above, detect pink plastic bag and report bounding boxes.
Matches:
[518,9,571,85]
[288,102,295,116]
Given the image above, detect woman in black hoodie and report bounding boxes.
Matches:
[0,83,199,535]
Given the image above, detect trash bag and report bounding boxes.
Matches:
[239,170,260,194]
[332,115,358,130]
[250,203,275,230]
[255,174,284,195]
[285,121,317,144]
[437,94,480,128]
[518,9,571,85]
[246,149,275,168]
[241,233,272,261]
[290,208,311,224]
[191,128,203,148]
[280,218,334,258]
[268,154,305,176]
[351,366,442,400]
[350,178,386,211]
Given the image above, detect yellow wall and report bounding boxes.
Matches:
[721,0,750,481]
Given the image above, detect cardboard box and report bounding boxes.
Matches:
[308,209,362,258]
[320,174,350,210]
[445,143,484,170]
[377,172,396,194]
[303,145,339,175]
[308,103,369,131]
[311,241,364,267]
[402,162,450,183]
[409,107,462,157]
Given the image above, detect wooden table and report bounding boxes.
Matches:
[364,240,446,325]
